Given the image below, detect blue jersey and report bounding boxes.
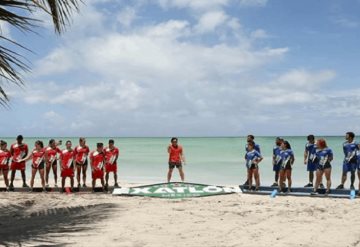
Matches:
[245,150,262,169]
[316,148,333,167]
[245,143,261,153]
[343,141,359,164]
[273,145,282,165]
[305,142,317,163]
[280,149,294,167]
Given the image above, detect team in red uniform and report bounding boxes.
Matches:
[19,140,46,191]
[90,142,105,191]
[167,137,185,183]
[104,139,120,188]
[45,139,61,187]
[9,135,29,188]
[60,140,75,192]
[0,140,11,189]
[74,137,90,188]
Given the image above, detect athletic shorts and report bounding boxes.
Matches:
[273,164,281,172]
[32,161,44,170]
[61,168,74,178]
[343,162,356,173]
[10,161,26,171]
[169,162,182,169]
[249,163,258,170]
[0,164,9,170]
[47,160,57,168]
[92,169,104,179]
[307,162,317,172]
[317,163,331,171]
[105,163,117,173]
[76,159,88,167]
[281,164,292,170]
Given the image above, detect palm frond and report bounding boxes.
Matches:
[0,0,82,105]
[32,0,80,33]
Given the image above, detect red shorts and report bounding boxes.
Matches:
[11,161,25,171]
[61,168,74,178]
[0,164,9,170]
[105,163,117,173]
[92,169,104,179]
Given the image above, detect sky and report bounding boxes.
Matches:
[1,0,360,137]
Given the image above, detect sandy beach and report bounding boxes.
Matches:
[1,178,360,247]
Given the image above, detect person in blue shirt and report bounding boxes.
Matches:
[243,135,261,186]
[336,132,359,189]
[279,140,295,193]
[272,137,283,187]
[245,135,261,153]
[304,135,317,187]
[311,139,333,195]
[245,141,263,191]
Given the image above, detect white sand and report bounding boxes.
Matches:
[1,180,360,247]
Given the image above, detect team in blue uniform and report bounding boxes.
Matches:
[244,140,263,191]
[279,141,295,192]
[272,137,283,187]
[304,135,317,187]
[336,132,358,190]
[311,139,333,195]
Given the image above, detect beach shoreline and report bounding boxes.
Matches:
[1,179,360,246]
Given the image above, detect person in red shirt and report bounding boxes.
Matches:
[60,140,75,192]
[19,140,46,192]
[0,140,11,190]
[167,137,185,183]
[90,142,105,192]
[104,139,120,189]
[74,137,90,188]
[45,139,61,188]
[9,135,29,189]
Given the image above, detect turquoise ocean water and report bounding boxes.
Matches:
[0,136,352,187]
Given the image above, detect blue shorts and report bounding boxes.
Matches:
[307,162,317,172]
[273,164,281,172]
[343,163,356,173]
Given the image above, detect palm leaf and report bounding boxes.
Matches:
[0,0,81,105]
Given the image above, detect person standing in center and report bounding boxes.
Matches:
[272,137,283,187]
[304,135,317,187]
[74,137,90,188]
[244,135,261,186]
[90,142,105,192]
[279,140,295,193]
[167,137,185,183]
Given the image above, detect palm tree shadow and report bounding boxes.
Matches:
[0,202,118,246]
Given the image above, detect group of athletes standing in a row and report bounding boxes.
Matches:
[244,132,360,194]
[0,136,119,192]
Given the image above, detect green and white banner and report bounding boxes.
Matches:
[113,182,241,198]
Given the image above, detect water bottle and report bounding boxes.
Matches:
[270,189,278,198]
[350,190,356,200]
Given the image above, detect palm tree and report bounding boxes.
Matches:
[0,0,81,106]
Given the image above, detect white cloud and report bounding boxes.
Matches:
[117,6,137,28]
[334,18,359,28]
[157,0,230,11]
[195,11,228,33]
[238,0,268,7]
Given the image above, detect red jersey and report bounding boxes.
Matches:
[60,149,75,169]
[90,151,105,170]
[104,147,119,165]
[0,149,11,166]
[168,145,183,162]
[45,146,61,164]
[10,143,28,163]
[74,145,90,164]
[32,148,45,168]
